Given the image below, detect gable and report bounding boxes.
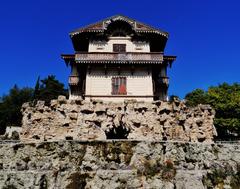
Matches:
[70,15,168,38]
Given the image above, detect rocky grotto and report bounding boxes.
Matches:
[0,96,239,189]
[20,96,216,143]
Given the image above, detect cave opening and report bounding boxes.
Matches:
[105,125,130,139]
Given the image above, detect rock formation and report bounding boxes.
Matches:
[0,96,239,188]
[20,96,216,142]
[0,141,239,189]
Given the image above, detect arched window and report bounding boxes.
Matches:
[106,21,134,37]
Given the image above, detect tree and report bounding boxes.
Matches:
[0,75,67,134]
[0,85,33,134]
[32,76,40,100]
[185,89,208,107]
[185,83,240,140]
[35,75,68,104]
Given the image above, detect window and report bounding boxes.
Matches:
[112,77,127,95]
[113,44,126,53]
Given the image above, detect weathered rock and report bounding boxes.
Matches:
[0,141,239,189]
[175,171,205,189]
[57,95,67,104]
[20,97,216,142]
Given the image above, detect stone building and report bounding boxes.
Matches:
[62,15,176,101]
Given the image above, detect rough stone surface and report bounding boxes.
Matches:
[20,98,216,142]
[0,141,239,189]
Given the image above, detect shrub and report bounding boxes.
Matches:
[161,159,176,181]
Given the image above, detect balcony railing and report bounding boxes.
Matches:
[75,52,163,63]
[69,76,80,85]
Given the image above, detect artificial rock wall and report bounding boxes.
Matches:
[20,96,216,142]
[0,141,239,189]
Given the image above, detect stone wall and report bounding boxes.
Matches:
[20,96,216,142]
[0,141,239,189]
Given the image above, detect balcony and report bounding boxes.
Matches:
[69,76,80,85]
[75,52,163,64]
[159,77,169,87]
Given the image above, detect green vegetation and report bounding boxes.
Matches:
[202,163,240,189]
[0,75,67,134]
[230,163,240,189]
[33,75,68,104]
[185,83,240,140]
[0,85,33,134]
[161,159,176,181]
[1,78,240,141]
[136,158,176,180]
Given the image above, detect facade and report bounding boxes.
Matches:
[62,15,176,101]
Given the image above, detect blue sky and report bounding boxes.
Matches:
[0,0,239,98]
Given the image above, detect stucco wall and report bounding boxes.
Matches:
[89,37,150,53]
[85,66,153,102]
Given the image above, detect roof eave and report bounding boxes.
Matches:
[70,30,168,39]
[69,14,169,38]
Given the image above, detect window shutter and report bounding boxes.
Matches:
[112,77,127,95]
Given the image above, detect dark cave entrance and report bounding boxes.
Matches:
[105,125,130,139]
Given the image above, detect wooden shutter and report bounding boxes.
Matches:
[112,77,127,95]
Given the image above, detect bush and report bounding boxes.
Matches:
[161,159,176,181]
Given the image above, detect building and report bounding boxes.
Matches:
[62,15,176,102]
